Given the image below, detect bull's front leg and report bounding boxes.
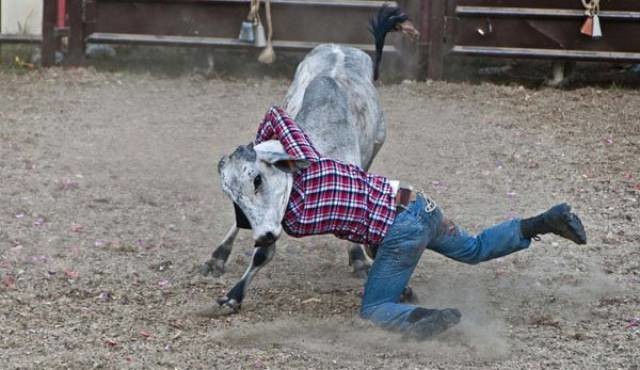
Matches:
[200,224,239,277]
[216,242,276,312]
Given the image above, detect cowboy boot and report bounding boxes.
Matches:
[521,203,587,244]
[402,307,462,341]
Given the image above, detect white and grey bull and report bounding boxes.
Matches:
[205,7,419,312]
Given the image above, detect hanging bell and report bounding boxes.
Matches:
[592,14,602,38]
[255,21,267,47]
[238,20,256,43]
[580,16,594,37]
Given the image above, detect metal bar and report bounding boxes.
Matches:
[456,6,640,21]
[67,0,85,65]
[87,32,398,54]
[0,34,42,44]
[451,45,640,63]
[42,0,58,66]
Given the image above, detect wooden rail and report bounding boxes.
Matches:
[424,0,640,79]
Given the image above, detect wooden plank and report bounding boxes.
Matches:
[87,32,398,54]
[453,17,640,53]
[103,0,396,8]
[455,0,639,11]
[451,45,640,62]
[93,1,391,45]
[456,6,640,21]
[0,34,42,44]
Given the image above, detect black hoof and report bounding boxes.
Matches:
[216,296,241,313]
[200,258,225,277]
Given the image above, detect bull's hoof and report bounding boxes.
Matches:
[216,296,241,313]
[348,245,370,279]
[195,303,238,318]
[200,258,226,277]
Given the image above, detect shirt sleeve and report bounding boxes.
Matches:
[255,106,321,161]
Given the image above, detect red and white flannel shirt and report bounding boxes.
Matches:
[255,107,396,247]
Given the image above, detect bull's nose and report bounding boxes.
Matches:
[255,232,277,247]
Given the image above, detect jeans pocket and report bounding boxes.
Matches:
[383,212,416,244]
[382,214,424,268]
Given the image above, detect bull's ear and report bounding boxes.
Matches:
[273,158,311,173]
[259,151,310,173]
[255,140,310,173]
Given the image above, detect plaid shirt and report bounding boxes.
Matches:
[255,107,396,247]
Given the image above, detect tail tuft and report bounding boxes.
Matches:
[369,5,409,81]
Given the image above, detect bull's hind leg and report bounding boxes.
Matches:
[200,224,238,277]
[348,244,370,279]
[216,243,276,312]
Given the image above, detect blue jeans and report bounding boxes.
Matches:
[360,194,531,332]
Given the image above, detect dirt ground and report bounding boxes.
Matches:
[1,67,638,370]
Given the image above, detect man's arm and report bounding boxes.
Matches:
[255,107,321,161]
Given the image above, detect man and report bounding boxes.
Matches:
[239,106,587,340]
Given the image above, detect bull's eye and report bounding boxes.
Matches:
[253,174,263,192]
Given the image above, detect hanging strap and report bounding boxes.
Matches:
[248,0,261,22]
[581,0,600,17]
[264,0,273,44]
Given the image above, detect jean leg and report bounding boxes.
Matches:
[428,217,531,265]
[360,206,432,331]
[360,239,424,331]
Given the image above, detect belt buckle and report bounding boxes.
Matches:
[423,195,437,213]
[414,190,437,213]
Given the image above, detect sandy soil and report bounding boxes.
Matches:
[1,68,638,369]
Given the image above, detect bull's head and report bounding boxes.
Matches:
[218,140,309,246]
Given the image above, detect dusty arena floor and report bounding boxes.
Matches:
[1,69,638,369]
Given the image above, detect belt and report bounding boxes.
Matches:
[393,183,437,214]
[366,185,434,260]
[395,187,417,213]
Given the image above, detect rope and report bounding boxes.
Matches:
[581,0,600,16]
[249,0,260,22]
[264,0,273,47]
[258,0,276,64]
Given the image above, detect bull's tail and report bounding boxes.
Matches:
[369,5,411,81]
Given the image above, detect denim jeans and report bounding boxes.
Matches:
[360,193,531,332]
